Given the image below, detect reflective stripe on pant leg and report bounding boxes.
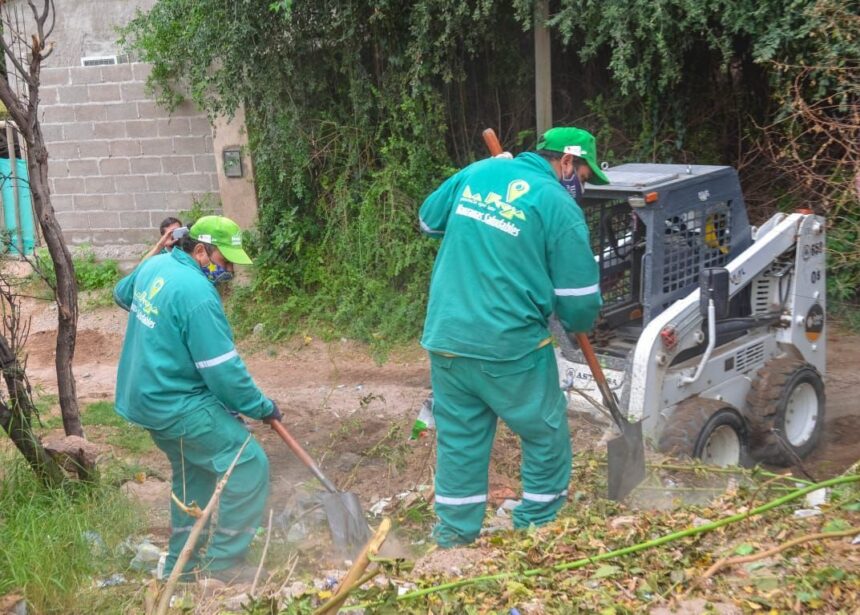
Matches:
[430,353,497,548]
[522,489,569,503]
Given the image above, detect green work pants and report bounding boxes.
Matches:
[148,404,270,577]
[429,344,571,547]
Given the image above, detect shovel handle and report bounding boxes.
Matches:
[574,333,629,429]
[268,419,338,493]
[482,128,504,157]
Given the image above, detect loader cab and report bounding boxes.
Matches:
[580,164,753,334]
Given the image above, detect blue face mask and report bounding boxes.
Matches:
[201,261,234,285]
[560,173,583,201]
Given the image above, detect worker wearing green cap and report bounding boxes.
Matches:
[114,215,279,583]
[419,127,606,547]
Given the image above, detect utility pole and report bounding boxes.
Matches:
[534,0,552,136]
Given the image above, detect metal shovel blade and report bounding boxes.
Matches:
[606,420,646,501]
[321,491,373,554]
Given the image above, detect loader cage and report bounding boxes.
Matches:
[579,165,753,327]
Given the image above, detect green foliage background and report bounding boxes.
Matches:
[120,0,859,346]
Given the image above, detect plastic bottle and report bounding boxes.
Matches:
[410,395,435,440]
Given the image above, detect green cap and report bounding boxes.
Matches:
[189,215,252,265]
[536,127,610,185]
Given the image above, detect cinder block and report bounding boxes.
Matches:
[79,140,110,158]
[74,194,104,211]
[126,119,158,138]
[47,142,79,161]
[174,136,210,155]
[53,176,86,194]
[109,140,142,157]
[41,105,76,123]
[63,122,96,140]
[85,176,116,194]
[102,194,135,211]
[157,117,191,137]
[69,66,106,85]
[140,138,174,156]
[194,154,217,174]
[40,68,70,87]
[136,100,161,118]
[50,194,74,212]
[178,174,213,191]
[40,124,64,143]
[120,211,152,228]
[114,175,148,193]
[93,121,128,139]
[39,87,59,105]
[89,83,122,102]
[88,212,121,229]
[188,116,213,134]
[100,64,134,83]
[58,85,89,104]
[161,155,195,174]
[132,63,153,81]
[147,175,179,192]
[121,82,148,102]
[99,158,130,175]
[48,161,69,178]
[130,157,161,174]
[166,192,196,209]
[75,105,107,122]
[55,211,79,229]
[66,159,100,177]
[105,103,140,121]
[134,191,169,210]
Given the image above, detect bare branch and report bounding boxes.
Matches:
[0,34,33,87]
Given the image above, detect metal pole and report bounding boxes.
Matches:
[6,122,22,256]
[534,0,552,137]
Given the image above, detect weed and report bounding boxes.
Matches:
[178,193,220,225]
[0,455,143,613]
[31,246,120,292]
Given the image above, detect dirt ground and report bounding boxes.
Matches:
[20,297,860,551]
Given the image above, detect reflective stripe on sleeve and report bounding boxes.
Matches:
[420,218,444,236]
[435,493,488,506]
[554,284,600,297]
[194,349,239,369]
[522,489,568,503]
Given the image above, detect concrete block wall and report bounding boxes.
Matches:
[39,62,219,246]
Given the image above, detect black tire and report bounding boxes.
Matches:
[659,398,751,467]
[746,358,825,466]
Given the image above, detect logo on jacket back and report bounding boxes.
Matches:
[456,180,529,237]
[130,277,165,329]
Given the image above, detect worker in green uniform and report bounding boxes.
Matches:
[114,215,280,583]
[420,127,608,547]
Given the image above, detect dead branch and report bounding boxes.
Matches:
[154,434,253,615]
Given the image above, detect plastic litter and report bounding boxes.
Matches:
[130,540,163,572]
[410,396,435,440]
[95,573,126,588]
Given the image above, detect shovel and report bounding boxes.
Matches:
[267,419,373,553]
[574,333,646,500]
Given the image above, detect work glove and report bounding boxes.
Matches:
[264,399,283,423]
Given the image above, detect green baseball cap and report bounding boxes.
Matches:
[536,127,610,185]
[189,215,252,265]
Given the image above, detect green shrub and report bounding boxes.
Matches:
[33,246,120,292]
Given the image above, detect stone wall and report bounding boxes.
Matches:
[39,62,219,246]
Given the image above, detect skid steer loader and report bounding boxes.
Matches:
[558,163,826,467]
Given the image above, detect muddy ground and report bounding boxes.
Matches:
[20,296,860,557]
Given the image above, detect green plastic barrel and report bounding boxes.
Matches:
[0,158,35,256]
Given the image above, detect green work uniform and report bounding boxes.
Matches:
[114,249,275,577]
[420,152,601,546]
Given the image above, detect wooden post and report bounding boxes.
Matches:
[534,0,552,137]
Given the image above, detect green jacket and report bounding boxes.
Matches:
[113,249,274,430]
[420,152,601,360]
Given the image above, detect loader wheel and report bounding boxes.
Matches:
[746,358,825,466]
[659,398,750,467]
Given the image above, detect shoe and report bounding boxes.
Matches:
[206,564,267,585]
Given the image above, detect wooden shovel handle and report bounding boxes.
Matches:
[574,333,628,429]
[482,128,504,157]
[268,419,338,493]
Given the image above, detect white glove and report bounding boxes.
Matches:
[494,152,513,159]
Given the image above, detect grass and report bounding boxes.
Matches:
[0,455,143,613]
[81,401,155,455]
